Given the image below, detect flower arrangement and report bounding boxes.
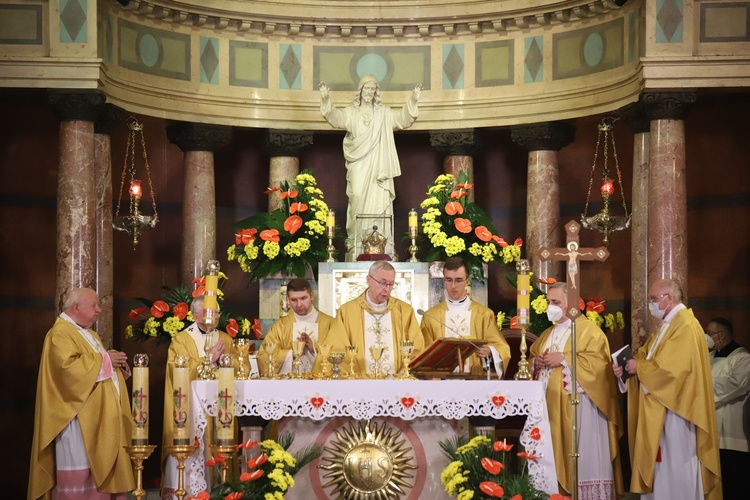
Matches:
[194,433,322,500]
[125,274,260,345]
[418,173,523,282]
[496,277,624,336]
[227,170,330,283]
[439,434,551,500]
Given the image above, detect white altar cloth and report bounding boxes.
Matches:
[190,380,558,496]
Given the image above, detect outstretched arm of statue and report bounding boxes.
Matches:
[412,83,422,102]
[319,81,330,100]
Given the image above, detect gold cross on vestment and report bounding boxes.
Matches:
[538,220,609,321]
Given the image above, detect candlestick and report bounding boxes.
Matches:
[131,353,149,445]
[165,444,198,500]
[216,354,235,446]
[172,354,191,445]
[408,208,418,229]
[326,210,336,262]
[126,444,157,500]
[514,259,532,380]
[203,260,220,311]
[326,209,335,229]
[407,209,419,262]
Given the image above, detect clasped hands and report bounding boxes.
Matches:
[107,349,128,370]
[209,341,225,363]
[534,349,565,369]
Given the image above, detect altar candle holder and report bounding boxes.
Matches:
[407,209,419,262]
[514,259,533,380]
[209,444,239,486]
[164,443,198,500]
[326,210,336,262]
[125,443,157,500]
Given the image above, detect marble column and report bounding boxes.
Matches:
[429,129,479,201]
[620,103,651,350]
[642,92,696,312]
[262,130,313,211]
[510,121,575,283]
[167,122,232,285]
[92,105,124,348]
[48,90,105,314]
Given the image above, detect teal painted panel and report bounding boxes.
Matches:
[200,37,220,84]
[442,44,464,90]
[656,0,683,43]
[524,36,544,83]
[59,0,87,44]
[279,44,302,90]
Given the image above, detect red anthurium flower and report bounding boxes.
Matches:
[578,297,586,311]
[539,277,557,285]
[481,457,504,475]
[493,439,514,452]
[213,455,227,463]
[474,226,492,242]
[188,492,210,500]
[586,298,606,313]
[264,186,280,195]
[550,494,572,500]
[193,276,206,286]
[260,229,280,242]
[246,454,268,469]
[479,481,504,498]
[279,189,298,199]
[239,439,258,450]
[284,215,303,235]
[445,201,464,215]
[514,237,523,247]
[454,218,472,233]
[517,451,539,461]
[450,189,468,199]
[510,316,520,330]
[226,318,239,338]
[252,319,263,340]
[128,307,148,319]
[236,228,258,245]
[289,202,308,214]
[242,469,264,482]
[192,276,206,298]
[150,300,169,318]
[205,458,216,467]
[457,183,473,189]
[510,495,522,500]
[492,235,508,247]
[173,302,189,320]
[224,492,244,500]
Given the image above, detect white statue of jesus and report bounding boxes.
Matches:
[319,75,421,257]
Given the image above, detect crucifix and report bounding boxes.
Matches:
[538,220,609,500]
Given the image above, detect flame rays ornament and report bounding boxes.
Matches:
[319,420,417,498]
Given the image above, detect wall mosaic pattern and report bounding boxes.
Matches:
[442,44,464,90]
[280,44,302,90]
[118,19,191,81]
[200,37,219,84]
[552,18,624,80]
[59,0,87,44]
[229,40,268,88]
[524,36,544,83]
[476,40,514,87]
[656,0,684,43]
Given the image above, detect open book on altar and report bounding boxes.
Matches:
[409,337,488,379]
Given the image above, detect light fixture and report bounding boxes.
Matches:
[581,117,630,247]
[113,117,158,248]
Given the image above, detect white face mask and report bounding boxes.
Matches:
[648,301,665,320]
[546,304,564,323]
[705,334,715,350]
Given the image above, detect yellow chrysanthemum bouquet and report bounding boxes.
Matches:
[418,173,523,282]
[227,170,331,282]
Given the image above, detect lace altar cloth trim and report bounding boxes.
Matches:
[189,380,557,495]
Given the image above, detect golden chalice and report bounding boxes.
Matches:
[369,346,386,379]
[346,345,359,379]
[328,351,346,379]
[316,344,333,379]
[262,342,277,379]
[396,340,416,380]
[291,340,306,379]
[234,338,251,380]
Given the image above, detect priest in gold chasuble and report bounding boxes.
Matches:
[420,257,510,377]
[530,282,623,499]
[335,261,424,376]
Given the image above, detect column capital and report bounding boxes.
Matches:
[641,92,697,121]
[617,102,650,134]
[166,121,232,152]
[94,104,126,136]
[47,90,105,122]
[262,130,313,157]
[510,121,575,151]
[429,129,480,155]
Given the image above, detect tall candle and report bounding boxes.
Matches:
[408,209,418,229]
[172,354,191,445]
[516,259,531,328]
[131,354,150,445]
[203,260,221,311]
[326,210,335,228]
[216,354,235,446]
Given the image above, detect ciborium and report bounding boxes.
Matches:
[328,351,346,379]
[316,344,333,379]
[346,345,359,379]
[396,340,416,380]
[234,338,251,380]
[262,342,278,379]
[291,340,306,379]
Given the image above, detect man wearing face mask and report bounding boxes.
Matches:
[706,317,750,500]
[529,282,623,499]
[613,279,721,500]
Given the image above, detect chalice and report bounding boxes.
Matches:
[369,346,385,379]
[234,338,251,380]
[328,351,346,379]
[346,345,359,379]
[316,344,333,379]
[262,342,277,379]
[291,340,305,379]
[397,340,416,380]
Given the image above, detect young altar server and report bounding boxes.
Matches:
[420,257,510,377]
[257,278,349,375]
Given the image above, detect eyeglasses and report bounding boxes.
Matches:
[368,274,395,289]
[647,293,669,304]
[706,330,723,337]
[443,278,467,286]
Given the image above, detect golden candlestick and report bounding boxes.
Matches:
[326,214,336,262]
[514,259,532,380]
[234,338,251,380]
[125,444,157,500]
[197,310,219,380]
[316,344,333,379]
[262,341,278,379]
[290,340,306,379]
[165,444,198,500]
[346,345,359,379]
[407,209,419,262]
[209,444,240,485]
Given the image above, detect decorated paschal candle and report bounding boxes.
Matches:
[216,354,235,446]
[172,354,191,445]
[131,354,150,445]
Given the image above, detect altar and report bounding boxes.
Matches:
[189,380,558,498]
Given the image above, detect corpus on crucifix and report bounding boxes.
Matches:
[535,220,622,500]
